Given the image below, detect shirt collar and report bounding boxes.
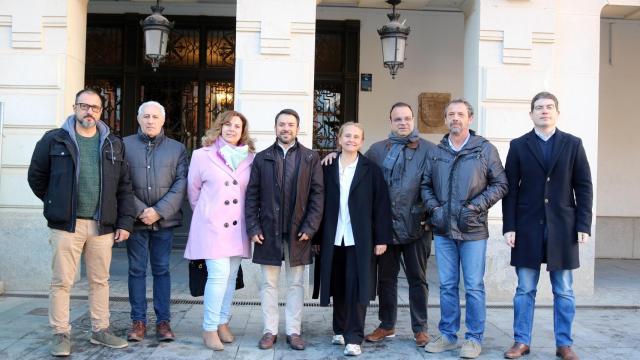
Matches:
[339,154,359,170]
[534,127,556,142]
[448,132,471,152]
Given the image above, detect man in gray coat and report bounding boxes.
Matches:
[363,102,435,347]
[123,101,188,342]
[423,99,508,359]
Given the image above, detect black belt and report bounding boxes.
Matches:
[77,216,94,220]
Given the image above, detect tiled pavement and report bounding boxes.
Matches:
[1,251,639,359]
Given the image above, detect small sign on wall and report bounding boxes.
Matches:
[361,73,372,91]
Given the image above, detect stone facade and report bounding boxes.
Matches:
[2,0,640,300]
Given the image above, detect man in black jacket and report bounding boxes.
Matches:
[245,108,324,351]
[27,89,135,356]
[502,92,592,360]
[423,99,508,359]
[123,101,188,343]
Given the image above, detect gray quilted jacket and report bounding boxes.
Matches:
[365,137,435,244]
[123,129,188,231]
[422,132,508,240]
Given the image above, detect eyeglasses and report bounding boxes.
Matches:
[75,103,103,113]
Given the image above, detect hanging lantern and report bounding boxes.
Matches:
[378,0,410,79]
[140,0,173,71]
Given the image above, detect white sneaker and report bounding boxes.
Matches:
[344,343,362,356]
[332,334,345,345]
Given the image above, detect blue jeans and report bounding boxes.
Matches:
[513,266,575,347]
[434,235,487,344]
[127,228,173,324]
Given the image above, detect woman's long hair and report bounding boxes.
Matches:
[201,110,256,152]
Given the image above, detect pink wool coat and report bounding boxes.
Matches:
[184,144,255,260]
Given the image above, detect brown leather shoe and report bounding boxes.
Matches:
[156,321,175,342]
[414,331,430,347]
[217,323,234,343]
[203,330,224,351]
[258,332,277,350]
[365,327,396,342]
[286,333,305,350]
[556,346,579,360]
[127,320,146,342]
[504,342,530,359]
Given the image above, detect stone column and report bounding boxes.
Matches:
[463,0,602,301]
[0,0,88,291]
[234,0,316,150]
[233,0,317,299]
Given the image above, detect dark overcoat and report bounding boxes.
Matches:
[502,129,593,271]
[245,141,324,267]
[313,154,393,306]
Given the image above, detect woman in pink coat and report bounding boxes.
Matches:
[184,110,255,351]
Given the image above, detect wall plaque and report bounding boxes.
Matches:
[418,92,450,134]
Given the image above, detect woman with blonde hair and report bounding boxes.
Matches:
[184,110,255,350]
[314,122,393,356]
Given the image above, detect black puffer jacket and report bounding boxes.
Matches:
[422,132,508,240]
[123,128,188,231]
[365,138,435,244]
[27,116,135,234]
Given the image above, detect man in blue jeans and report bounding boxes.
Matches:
[422,99,508,358]
[502,92,593,360]
[124,101,188,342]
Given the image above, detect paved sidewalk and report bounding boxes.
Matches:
[1,254,639,359]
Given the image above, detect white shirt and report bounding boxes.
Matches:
[334,155,359,247]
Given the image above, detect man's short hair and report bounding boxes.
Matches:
[389,102,413,119]
[137,101,166,118]
[530,91,559,112]
[444,98,474,118]
[75,88,104,107]
[275,108,300,126]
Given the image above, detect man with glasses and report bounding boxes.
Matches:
[502,92,593,360]
[28,89,135,356]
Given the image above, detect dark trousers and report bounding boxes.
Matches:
[377,230,432,333]
[127,228,174,323]
[332,245,368,345]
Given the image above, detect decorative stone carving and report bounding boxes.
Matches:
[418,92,450,134]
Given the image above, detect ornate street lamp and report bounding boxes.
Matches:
[377,0,410,79]
[140,0,173,71]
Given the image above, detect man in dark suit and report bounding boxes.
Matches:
[502,92,593,360]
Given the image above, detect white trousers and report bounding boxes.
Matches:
[203,256,241,331]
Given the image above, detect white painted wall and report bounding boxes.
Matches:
[0,0,89,290]
[596,18,640,259]
[597,19,640,218]
[316,6,465,147]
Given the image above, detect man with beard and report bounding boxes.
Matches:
[28,89,135,356]
[423,99,508,359]
[245,108,324,351]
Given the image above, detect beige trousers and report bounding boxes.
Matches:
[260,246,305,336]
[49,219,114,334]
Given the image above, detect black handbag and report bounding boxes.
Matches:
[188,259,207,297]
[188,260,245,297]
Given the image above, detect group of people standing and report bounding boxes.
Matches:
[27,89,592,360]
